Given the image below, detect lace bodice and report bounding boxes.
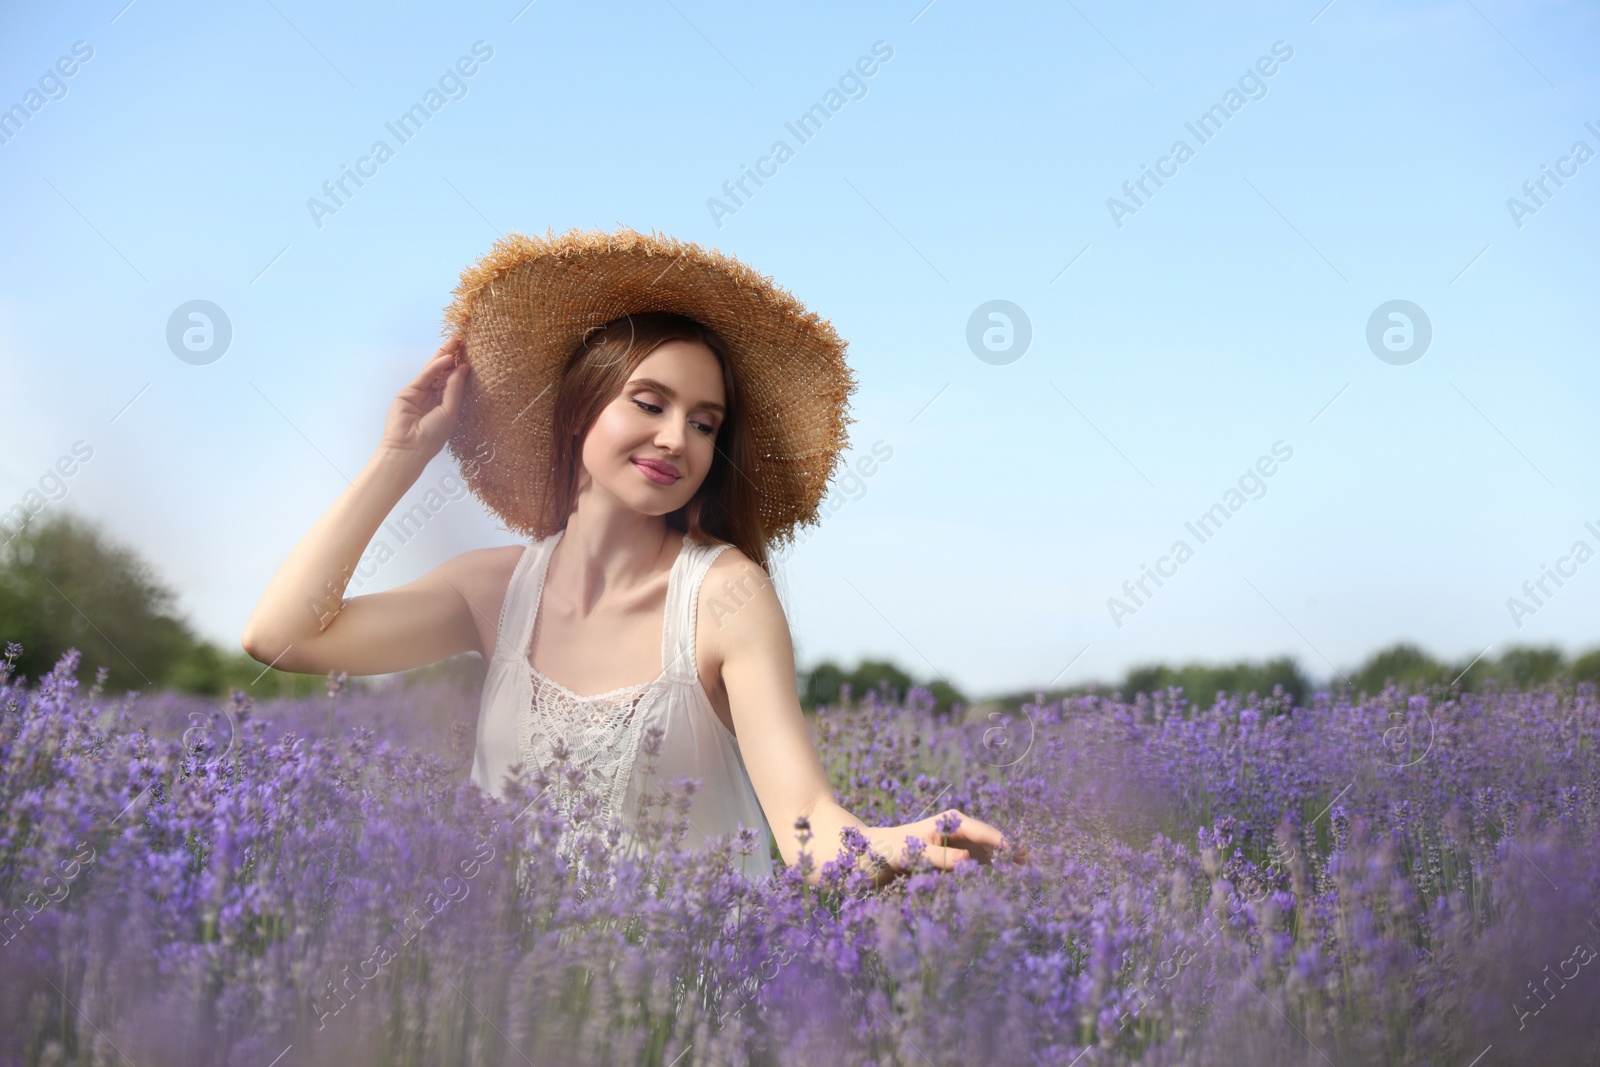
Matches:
[521,665,659,826]
[470,529,776,881]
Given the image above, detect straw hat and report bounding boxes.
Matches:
[439,227,858,547]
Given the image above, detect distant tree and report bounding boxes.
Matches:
[1572,648,1600,688]
[1489,645,1566,689]
[0,511,195,691]
[923,679,965,717]
[982,640,1600,717]
[0,509,324,697]
[1121,663,1171,704]
[1349,642,1592,696]
[847,659,917,705]
[1227,656,1310,709]
[800,660,849,710]
[1121,656,1309,713]
[1349,642,1452,697]
[797,657,965,716]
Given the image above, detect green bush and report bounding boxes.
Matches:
[0,510,323,697]
[798,657,966,716]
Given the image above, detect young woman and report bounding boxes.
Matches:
[242,229,1013,885]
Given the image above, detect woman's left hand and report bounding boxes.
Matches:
[872,809,1026,874]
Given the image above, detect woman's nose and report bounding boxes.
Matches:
[656,418,687,454]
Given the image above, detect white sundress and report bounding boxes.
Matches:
[470,529,776,881]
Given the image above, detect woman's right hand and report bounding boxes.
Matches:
[378,336,471,464]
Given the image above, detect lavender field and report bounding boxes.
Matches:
[2,642,1597,1067]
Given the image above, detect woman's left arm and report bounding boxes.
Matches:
[713,553,1013,886]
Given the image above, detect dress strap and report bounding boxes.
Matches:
[492,531,562,664]
[661,535,731,685]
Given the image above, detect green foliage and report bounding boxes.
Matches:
[9,509,1598,722]
[1573,648,1600,687]
[1344,641,1597,699]
[798,657,966,716]
[0,510,323,697]
[983,641,1600,717]
[1347,641,1455,695]
[923,678,965,716]
[1120,655,1310,714]
[164,640,327,700]
[1,511,194,691]
[800,659,849,709]
[1492,644,1566,689]
[982,655,1311,717]
[844,658,916,703]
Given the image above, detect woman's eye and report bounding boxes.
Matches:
[635,398,716,436]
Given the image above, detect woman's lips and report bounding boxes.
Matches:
[633,458,680,485]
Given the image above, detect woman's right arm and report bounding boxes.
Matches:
[240,338,498,677]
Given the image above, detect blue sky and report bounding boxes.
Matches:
[2,0,1596,698]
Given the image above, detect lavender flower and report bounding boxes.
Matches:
[0,642,1595,1064]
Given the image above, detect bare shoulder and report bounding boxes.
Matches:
[435,543,528,656]
[694,542,796,734]
[698,543,789,658]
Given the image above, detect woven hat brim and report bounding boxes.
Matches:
[440,228,858,547]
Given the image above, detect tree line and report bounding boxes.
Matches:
[0,512,324,698]
[4,511,1597,713]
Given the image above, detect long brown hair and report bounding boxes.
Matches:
[538,311,772,572]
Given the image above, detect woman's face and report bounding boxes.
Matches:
[577,338,727,516]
